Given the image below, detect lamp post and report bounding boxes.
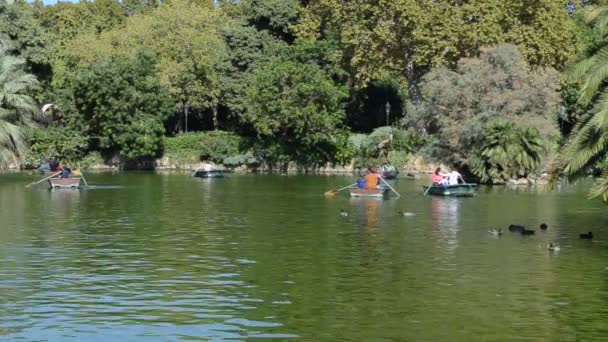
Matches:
[184,102,191,133]
[385,101,391,126]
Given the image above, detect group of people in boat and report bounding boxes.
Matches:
[432,167,464,186]
[38,157,74,179]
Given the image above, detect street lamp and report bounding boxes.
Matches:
[385,101,391,126]
[184,102,191,133]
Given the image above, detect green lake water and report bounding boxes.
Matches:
[1,172,607,341]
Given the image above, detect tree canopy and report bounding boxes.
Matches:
[70,52,173,159]
[405,45,560,166]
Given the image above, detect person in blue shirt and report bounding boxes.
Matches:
[357,177,366,189]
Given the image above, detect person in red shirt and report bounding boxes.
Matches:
[432,168,447,185]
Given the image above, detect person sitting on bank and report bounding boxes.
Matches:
[432,168,448,185]
[365,167,381,190]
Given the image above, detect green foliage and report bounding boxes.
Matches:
[59,0,226,127]
[386,150,411,170]
[0,40,38,168]
[0,1,50,75]
[366,126,425,155]
[71,52,173,159]
[470,120,545,184]
[405,45,559,166]
[296,0,577,101]
[163,131,245,164]
[241,0,300,39]
[222,151,259,167]
[244,46,348,164]
[218,19,283,120]
[24,125,88,166]
[351,126,424,169]
[552,3,608,202]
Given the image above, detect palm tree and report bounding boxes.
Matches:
[471,120,544,184]
[0,40,38,168]
[550,5,608,200]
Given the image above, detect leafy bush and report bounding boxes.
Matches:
[223,152,259,167]
[79,151,105,168]
[163,131,244,163]
[387,150,411,169]
[352,127,424,168]
[24,126,88,166]
[470,120,545,184]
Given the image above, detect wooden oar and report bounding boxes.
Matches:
[79,171,89,187]
[379,176,401,197]
[25,171,61,188]
[423,184,433,196]
[324,183,357,196]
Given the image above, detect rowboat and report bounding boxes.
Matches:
[193,169,224,178]
[192,164,224,178]
[49,178,81,189]
[423,183,477,197]
[350,186,390,198]
[382,170,399,180]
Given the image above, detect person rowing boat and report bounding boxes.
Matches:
[364,167,381,190]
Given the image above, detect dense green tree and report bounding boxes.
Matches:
[62,0,225,130]
[217,19,283,124]
[0,41,38,167]
[244,51,348,164]
[296,0,578,102]
[404,45,559,167]
[0,0,50,76]
[241,0,300,41]
[470,120,545,184]
[70,53,173,159]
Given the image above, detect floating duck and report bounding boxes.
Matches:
[521,229,535,236]
[488,229,503,236]
[399,211,416,217]
[548,243,560,251]
[579,232,593,239]
[508,224,526,232]
[540,223,548,230]
[340,209,349,217]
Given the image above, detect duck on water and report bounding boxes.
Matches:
[508,224,535,235]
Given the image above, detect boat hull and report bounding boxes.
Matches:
[49,178,81,189]
[193,170,224,178]
[350,188,390,198]
[382,170,399,180]
[423,184,477,197]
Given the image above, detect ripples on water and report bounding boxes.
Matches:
[1,173,608,341]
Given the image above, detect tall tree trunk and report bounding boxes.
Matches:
[405,59,422,104]
[212,106,218,130]
[176,109,183,134]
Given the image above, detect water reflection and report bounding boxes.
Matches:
[352,198,381,229]
[430,197,460,251]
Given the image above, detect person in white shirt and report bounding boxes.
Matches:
[447,170,464,185]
